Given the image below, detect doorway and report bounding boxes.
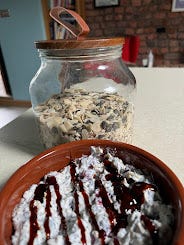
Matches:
[0,45,11,97]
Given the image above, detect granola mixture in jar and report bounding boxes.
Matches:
[30,37,136,148]
[35,88,134,149]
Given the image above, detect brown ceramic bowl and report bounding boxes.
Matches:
[0,139,184,245]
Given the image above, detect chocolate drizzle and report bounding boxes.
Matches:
[29,184,47,244]
[28,177,70,245]
[70,162,87,244]
[95,179,117,229]
[29,200,39,245]
[141,215,159,243]
[28,154,159,244]
[46,176,70,245]
[103,159,158,242]
[44,187,51,239]
[71,162,106,244]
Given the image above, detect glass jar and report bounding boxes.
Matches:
[29,38,136,149]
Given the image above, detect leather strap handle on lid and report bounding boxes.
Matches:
[49,6,90,40]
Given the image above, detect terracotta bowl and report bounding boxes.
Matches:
[0,139,184,245]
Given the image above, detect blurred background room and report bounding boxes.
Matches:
[0,0,184,127]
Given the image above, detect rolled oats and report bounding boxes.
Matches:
[35,88,134,148]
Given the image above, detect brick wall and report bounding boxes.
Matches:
[85,0,184,67]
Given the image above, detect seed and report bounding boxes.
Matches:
[72,125,78,130]
[91,109,100,115]
[85,119,93,124]
[122,115,127,123]
[98,134,105,139]
[85,124,92,132]
[96,100,105,107]
[100,121,113,132]
[51,127,58,134]
[100,95,110,99]
[112,122,120,131]
[122,102,129,113]
[101,121,108,130]
[82,124,87,129]
[106,124,113,132]
[107,114,114,120]
[113,109,120,115]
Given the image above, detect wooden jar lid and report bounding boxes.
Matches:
[35,37,124,50]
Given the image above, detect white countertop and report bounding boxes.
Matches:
[0,68,184,190]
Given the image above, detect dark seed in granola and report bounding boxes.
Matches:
[100,121,108,130]
[112,122,120,131]
[85,120,93,124]
[96,100,105,107]
[73,126,79,130]
[82,125,87,129]
[106,124,113,132]
[91,109,100,115]
[122,116,127,123]
[100,95,110,99]
[107,114,114,120]
[51,127,58,134]
[113,109,120,115]
[122,102,129,113]
[98,134,105,139]
[75,109,81,113]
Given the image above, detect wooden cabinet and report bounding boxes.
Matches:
[41,0,85,40]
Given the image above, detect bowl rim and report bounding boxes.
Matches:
[0,139,184,244]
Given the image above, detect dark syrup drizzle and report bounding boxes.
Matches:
[71,161,106,244]
[29,200,39,245]
[29,184,46,245]
[28,155,159,244]
[44,187,51,240]
[28,177,70,245]
[70,162,86,244]
[103,158,158,243]
[46,176,71,245]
